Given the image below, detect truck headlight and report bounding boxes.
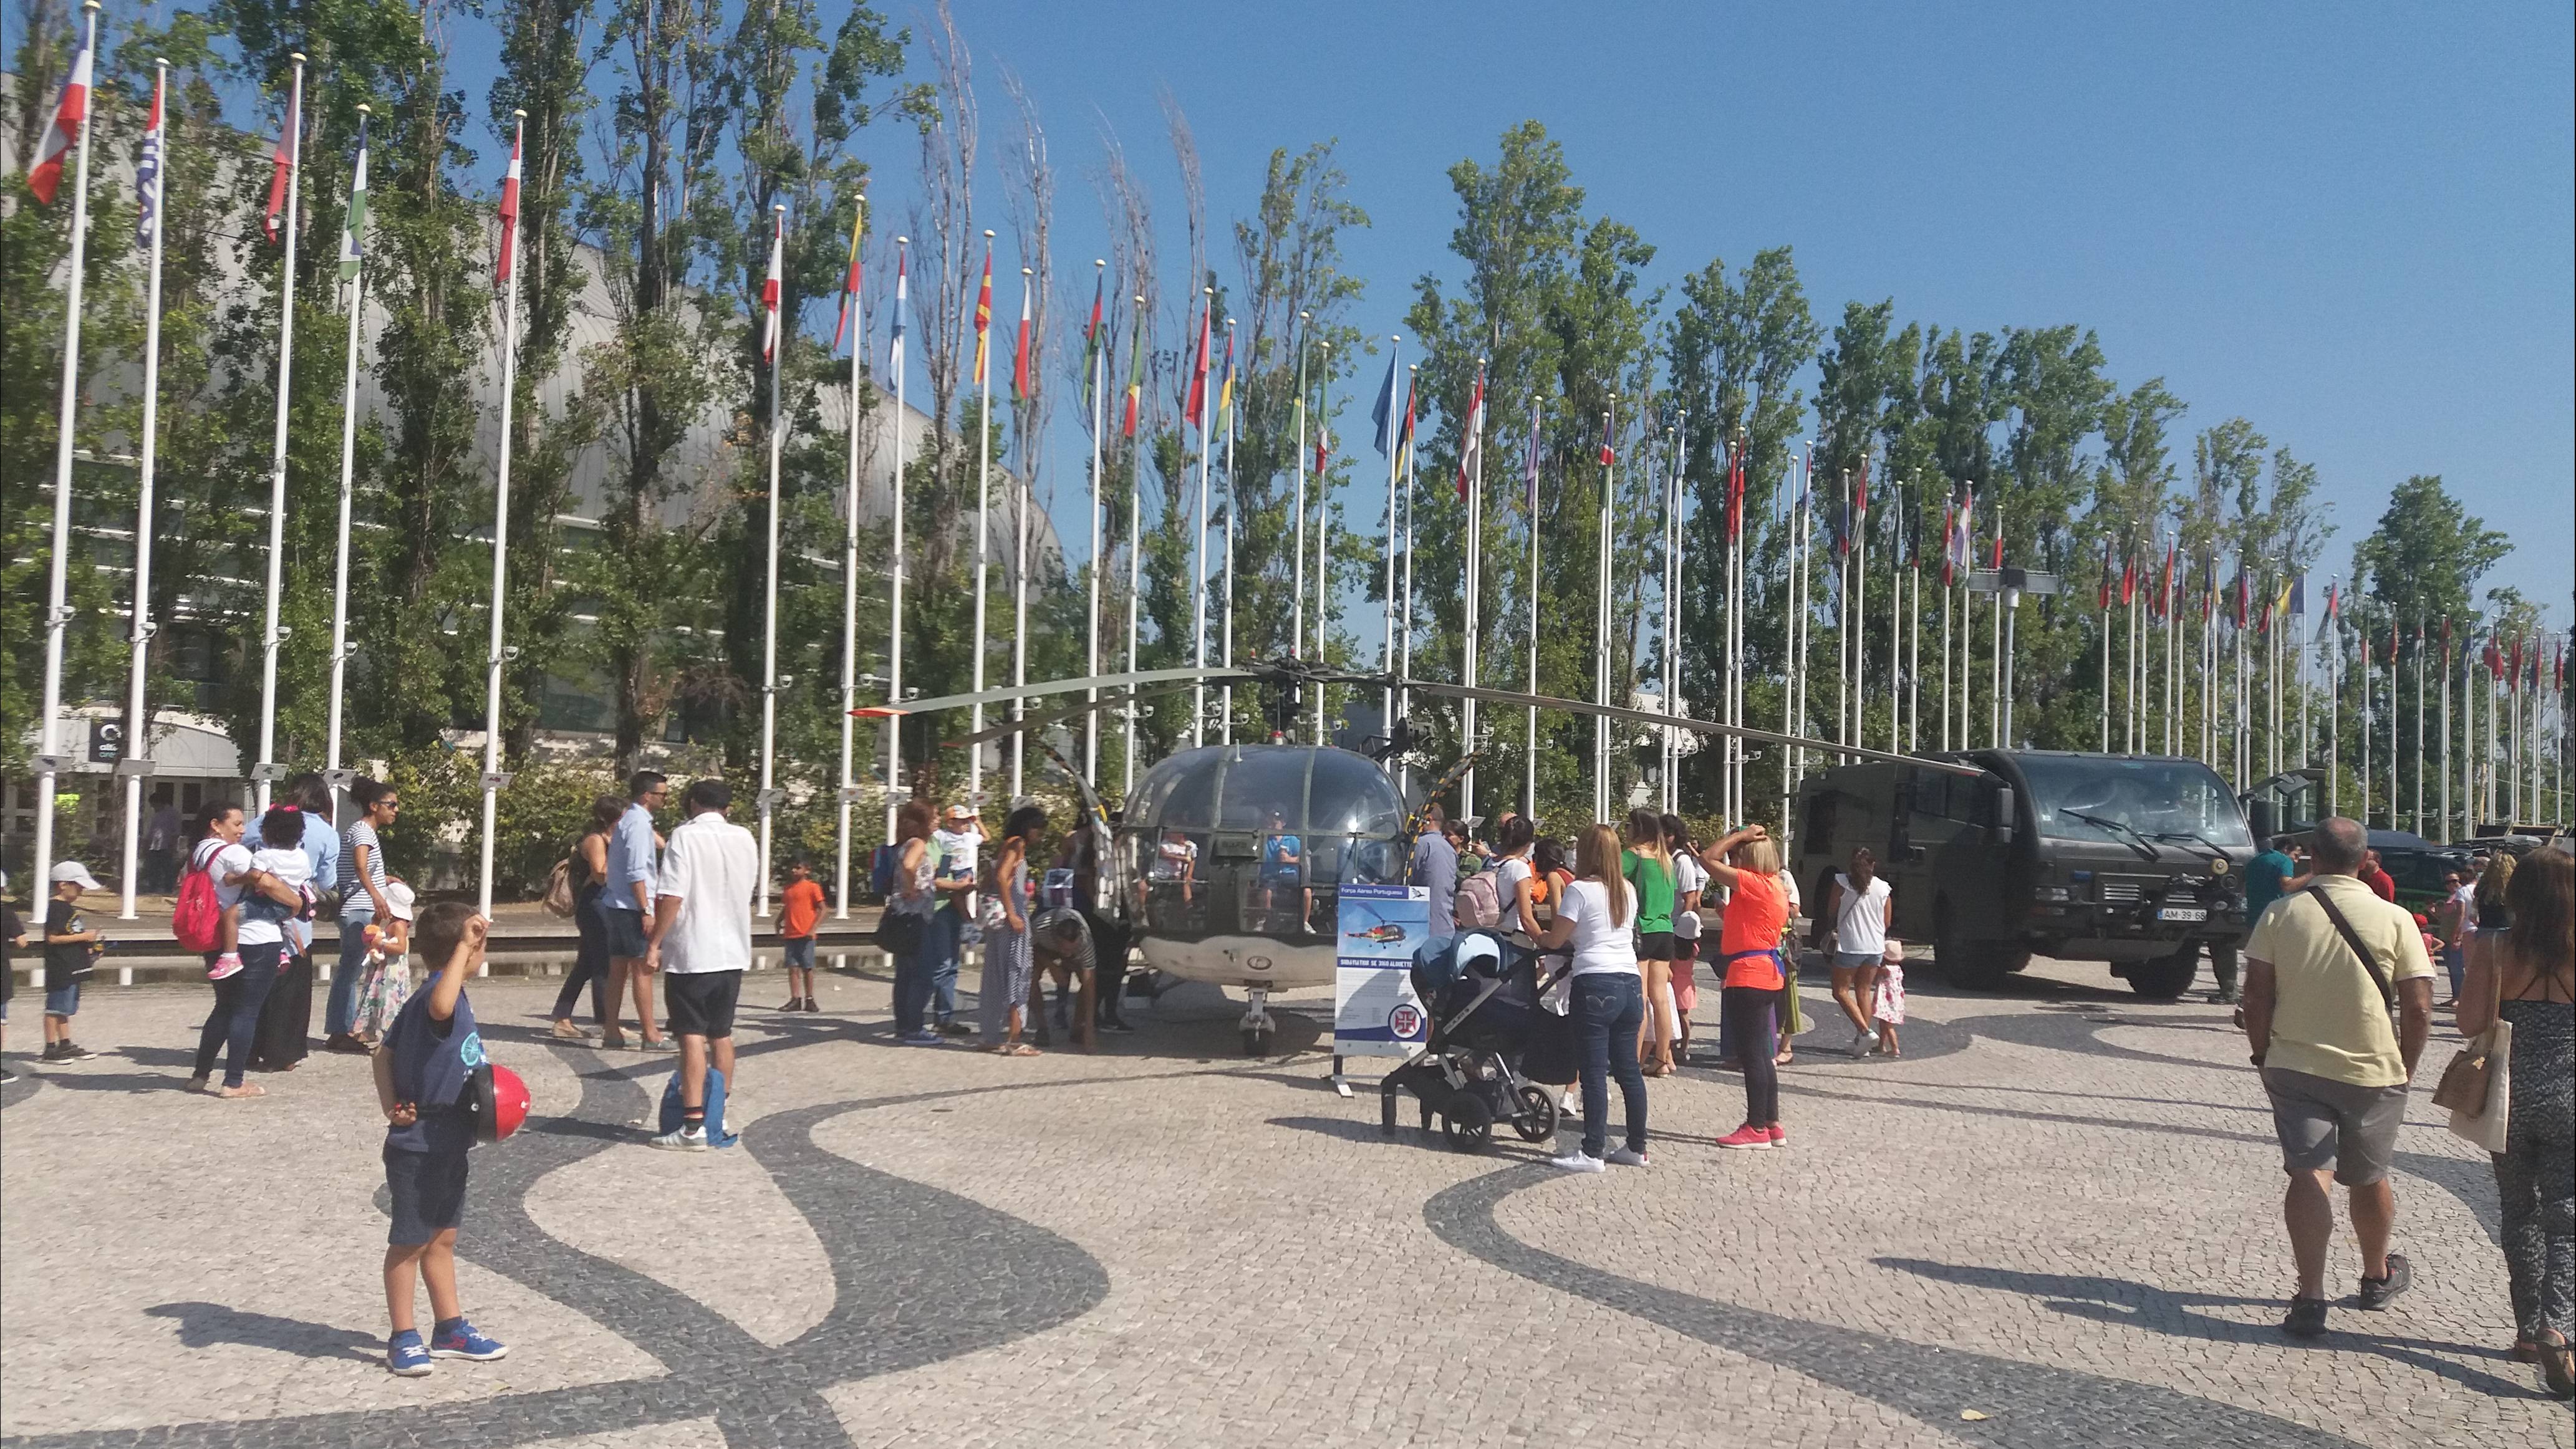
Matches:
[2036,885,2072,902]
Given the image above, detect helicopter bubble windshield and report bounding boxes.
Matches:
[1123,745,1409,940]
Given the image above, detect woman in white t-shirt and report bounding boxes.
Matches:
[185,804,301,1097]
[1820,846,1893,1058]
[1532,824,1649,1173]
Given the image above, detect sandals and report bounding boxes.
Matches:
[987,1042,1041,1057]
[2540,1332,2574,1399]
[216,1083,267,1100]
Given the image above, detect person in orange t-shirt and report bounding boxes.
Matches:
[777,860,827,1013]
[1705,824,1790,1150]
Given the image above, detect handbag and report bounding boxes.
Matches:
[540,858,577,918]
[2440,1019,2512,1153]
[873,906,924,956]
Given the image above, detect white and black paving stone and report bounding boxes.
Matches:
[3,955,2568,1448]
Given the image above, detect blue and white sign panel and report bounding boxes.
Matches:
[1332,883,1431,1058]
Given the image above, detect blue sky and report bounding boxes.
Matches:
[32,1,2572,617]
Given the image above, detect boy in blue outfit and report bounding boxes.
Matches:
[373,902,508,1376]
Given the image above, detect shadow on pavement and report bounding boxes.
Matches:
[144,1302,380,1364]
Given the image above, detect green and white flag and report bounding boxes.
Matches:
[337,113,369,283]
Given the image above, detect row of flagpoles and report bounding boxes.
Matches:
[19,15,2568,928]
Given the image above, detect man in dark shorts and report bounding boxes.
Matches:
[647,779,758,1152]
[602,771,670,1049]
[375,903,508,1375]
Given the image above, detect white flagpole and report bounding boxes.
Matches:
[1940,561,1954,752]
[969,235,995,801]
[836,201,869,916]
[1726,433,1742,819]
[120,57,173,920]
[1594,400,1614,821]
[1291,320,1311,668]
[1313,345,1333,746]
[254,53,306,816]
[755,204,785,917]
[1194,292,1218,749]
[2327,617,2340,816]
[1083,260,1104,788]
[1780,466,1799,831]
[1397,361,1417,791]
[1462,361,1484,816]
[1524,398,1540,816]
[1125,296,1146,789]
[476,114,528,921]
[2412,623,2424,834]
[884,239,910,846]
[32,0,104,917]
[1011,267,1036,797]
[1659,425,1676,813]
[1908,514,1922,754]
[1886,481,1901,757]
[1381,339,1404,753]
[1988,516,2003,749]
[2439,628,2452,839]
[326,110,372,835]
[1218,317,1238,748]
[2361,624,2374,824]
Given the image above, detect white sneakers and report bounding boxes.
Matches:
[1605,1147,1650,1167]
[1548,1150,1606,1173]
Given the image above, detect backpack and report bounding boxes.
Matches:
[870,842,898,898]
[173,840,226,953]
[1454,869,1502,930]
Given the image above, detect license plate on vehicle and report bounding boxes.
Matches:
[2158,907,2207,923]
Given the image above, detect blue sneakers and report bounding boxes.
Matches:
[385,1331,432,1377]
[898,1029,944,1046]
[429,1319,509,1361]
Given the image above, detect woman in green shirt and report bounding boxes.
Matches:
[1623,808,1679,1076]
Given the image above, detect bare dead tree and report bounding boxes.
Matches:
[1160,87,1205,417]
[904,0,975,587]
[998,65,1054,511]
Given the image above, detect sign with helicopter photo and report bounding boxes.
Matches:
[1333,883,1432,1057]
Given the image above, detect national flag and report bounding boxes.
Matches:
[1833,474,1851,559]
[496,121,524,286]
[1185,303,1212,430]
[1989,513,2004,571]
[1313,398,1332,474]
[263,71,301,244]
[970,245,992,388]
[2272,575,2294,624]
[1520,398,1541,516]
[2288,572,2307,617]
[1396,373,1417,473]
[2098,546,2115,611]
[1011,274,1034,403]
[829,198,862,351]
[2160,541,2178,617]
[335,115,371,284]
[759,208,783,364]
[2120,555,2136,607]
[1725,433,1748,540]
[887,248,909,377]
[1120,304,1144,440]
[2315,581,2339,643]
[1937,498,1957,585]
[2256,589,2273,636]
[24,32,92,206]
[133,69,165,248]
[1213,322,1235,433]
[2508,636,2524,691]
[1943,486,1974,586]
[1078,269,1104,407]
[2484,636,2503,680]
[2227,567,2248,628]
[1369,349,1401,457]
[1597,410,1616,468]
[1853,455,1869,519]
[1454,367,1486,502]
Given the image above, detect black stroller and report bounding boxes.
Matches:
[1379,929,1572,1152]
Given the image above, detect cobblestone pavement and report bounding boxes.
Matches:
[4,956,2569,1448]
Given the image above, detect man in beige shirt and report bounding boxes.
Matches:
[2242,816,2435,1339]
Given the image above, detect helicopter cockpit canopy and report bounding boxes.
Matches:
[1120,744,1409,941]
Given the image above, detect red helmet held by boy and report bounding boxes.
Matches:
[470,1063,531,1143]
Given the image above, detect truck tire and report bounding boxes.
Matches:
[1936,900,2028,991]
[2128,945,2200,1001]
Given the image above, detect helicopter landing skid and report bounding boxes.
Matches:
[1239,989,1277,1057]
[1329,1055,1353,1097]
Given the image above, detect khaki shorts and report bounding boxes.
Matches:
[2261,1066,2409,1187]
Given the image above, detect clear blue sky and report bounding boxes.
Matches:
[37,1,2571,617]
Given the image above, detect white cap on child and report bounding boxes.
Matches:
[385,879,417,922]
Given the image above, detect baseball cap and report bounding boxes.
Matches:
[384,879,417,922]
[49,860,104,892]
[944,803,974,821]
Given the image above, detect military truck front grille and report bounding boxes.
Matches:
[2098,879,2145,904]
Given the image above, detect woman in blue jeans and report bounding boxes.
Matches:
[1533,824,1649,1172]
[183,804,301,1097]
[326,779,402,1053]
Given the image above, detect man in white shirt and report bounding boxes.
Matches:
[927,804,985,1037]
[646,779,759,1152]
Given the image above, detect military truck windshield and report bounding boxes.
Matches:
[2018,756,2253,850]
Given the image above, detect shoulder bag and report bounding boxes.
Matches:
[2436,1019,2512,1153]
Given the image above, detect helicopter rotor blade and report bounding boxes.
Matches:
[939,681,1200,749]
[853,665,1263,721]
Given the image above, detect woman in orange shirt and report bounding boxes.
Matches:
[1705,824,1789,1151]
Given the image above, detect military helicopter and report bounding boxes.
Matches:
[861,658,1974,1056]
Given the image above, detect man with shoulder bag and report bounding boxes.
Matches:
[2240,816,2437,1339]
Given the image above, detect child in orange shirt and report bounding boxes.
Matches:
[778,860,827,1013]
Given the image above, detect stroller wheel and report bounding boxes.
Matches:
[1440,1097,1495,1152]
[1511,1085,1559,1143]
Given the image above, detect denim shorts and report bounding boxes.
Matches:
[44,980,81,1017]
[1831,951,1880,973]
[782,936,816,970]
[604,907,650,960]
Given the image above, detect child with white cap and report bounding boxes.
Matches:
[352,879,419,1047]
[42,860,107,1062]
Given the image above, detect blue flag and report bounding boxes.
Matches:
[1369,347,1401,458]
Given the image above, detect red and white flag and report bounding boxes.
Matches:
[1010,272,1033,402]
[1454,367,1485,501]
[263,70,302,244]
[970,245,993,387]
[830,200,863,353]
[760,209,784,365]
[24,34,93,206]
[495,122,523,285]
